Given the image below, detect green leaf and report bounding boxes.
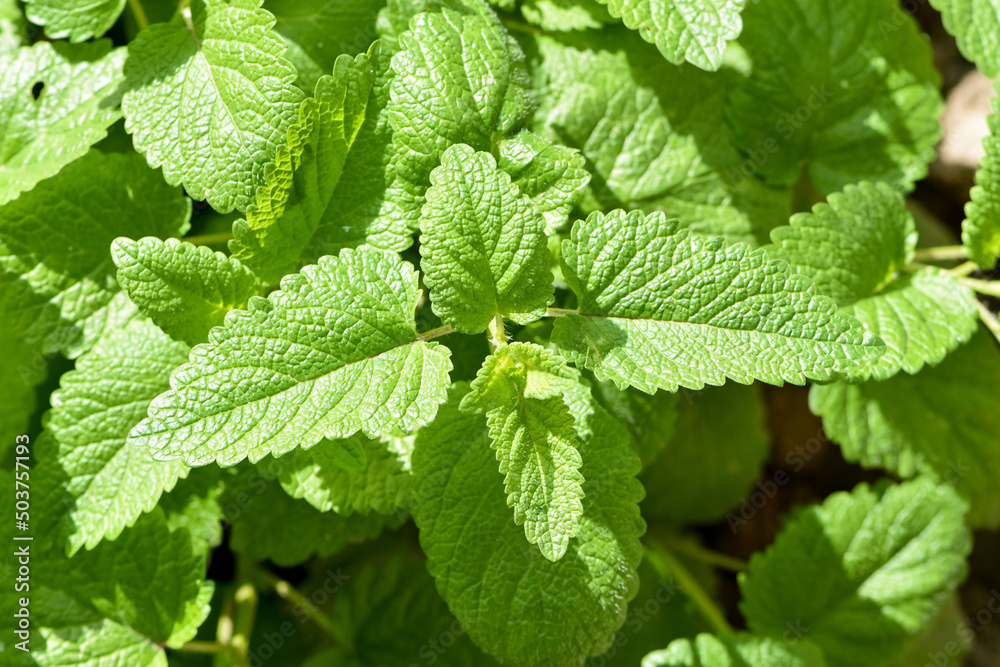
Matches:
[929,0,1000,77]
[229,473,391,566]
[0,41,125,205]
[726,0,942,194]
[41,318,191,555]
[461,343,586,561]
[640,383,770,525]
[528,30,790,247]
[767,182,978,380]
[594,0,745,71]
[122,0,306,213]
[964,81,1000,269]
[0,331,45,457]
[128,246,452,466]
[521,0,613,31]
[276,433,414,514]
[24,0,125,42]
[0,150,191,357]
[35,508,213,650]
[740,479,971,667]
[496,130,590,234]
[412,384,644,667]
[0,0,26,55]
[264,0,384,92]
[642,633,826,667]
[326,555,502,666]
[231,42,409,285]
[387,2,532,226]
[158,467,227,554]
[112,237,264,346]
[767,182,916,307]
[590,377,681,467]
[552,209,885,393]
[421,145,554,333]
[811,329,1000,529]
[839,270,978,380]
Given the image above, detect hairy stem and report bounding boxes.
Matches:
[545,307,579,318]
[912,245,967,262]
[644,544,733,634]
[186,231,234,246]
[417,325,454,341]
[488,313,506,352]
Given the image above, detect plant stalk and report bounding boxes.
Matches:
[974,299,1000,346]
[960,277,1000,298]
[186,231,234,246]
[256,568,339,640]
[650,531,748,573]
[644,545,733,635]
[127,0,150,31]
[912,245,967,262]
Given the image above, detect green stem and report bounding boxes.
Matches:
[950,261,979,278]
[256,568,339,640]
[127,0,150,30]
[973,299,1000,346]
[651,532,748,573]
[960,277,1000,298]
[417,325,454,341]
[912,245,967,262]
[644,545,733,635]
[545,307,579,318]
[177,641,226,653]
[229,583,258,666]
[487,313,506,352]
[186,231,234,246]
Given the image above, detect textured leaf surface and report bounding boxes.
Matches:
[276,434,414,515]
[640,383,769,525]
[231,42,408,284]
[24,0,125,42]
[642,633,826,667]
[41,319,190,555]
[767,183,916,307]
[727,0,942,194]
[811,329,1000,529]
[964,80,1000,268]
[0,150,191,357]
[552,209,885,393]
[768,183,978,380]
[129,247,452,466]
[740,479,971,667]
[264,0,385,91]
[32,508,212,655]
[229,475,390,566]
[412,385,644,667]
[522,0,612,30]
[594,0,745,70]
[112,237,263,346]
[529,30,789,247]
[590,378,680,467]
[387,3,532,225]
[326,556,502,666]
[0,41,125,205]
[122,0,305,212]
[422,145,554,332]
[929,0,1000,77]
[461,343,585,561]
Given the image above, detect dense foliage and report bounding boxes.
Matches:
[2,0,999,665]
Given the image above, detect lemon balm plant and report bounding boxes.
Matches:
[2,0,1000,665]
